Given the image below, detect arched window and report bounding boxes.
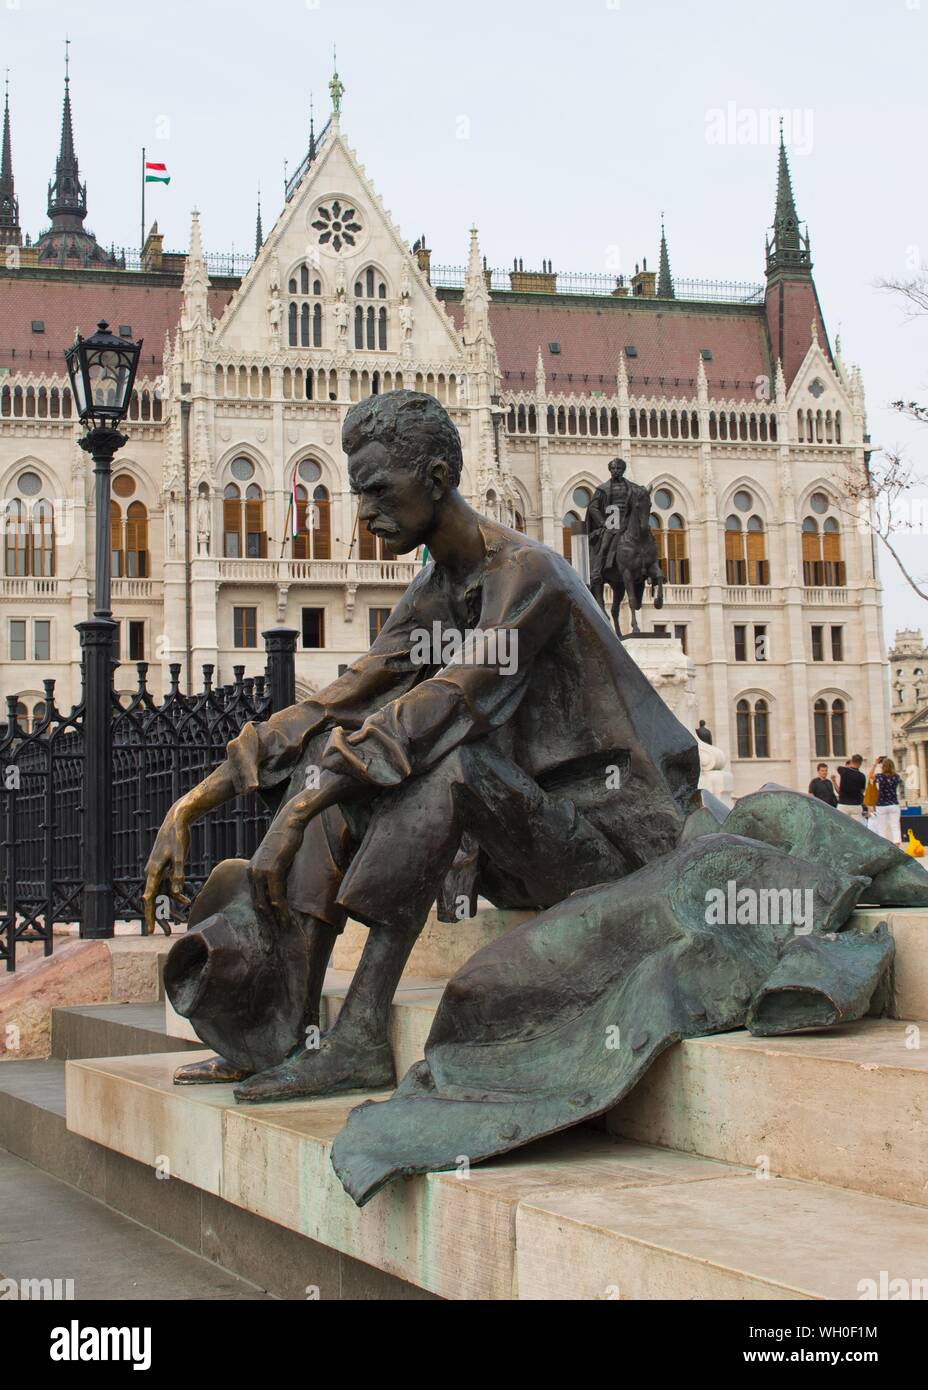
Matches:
[4,499,27,575]
[310,484,329,559]
[354,269,389,351]
[725,515,745,585]
[649,486,689,585]
[736,697,770,758]
[724,490,768,585]
[4,473,57,577]
[125,502,149,577]
[109,475,149,578]
[746,515,768,585]
[561,511,584,571]
[802,492,845,586]
[814,697,847,758]
[223,459,266,558]
[31,499,55,576]
[288,264,324,349]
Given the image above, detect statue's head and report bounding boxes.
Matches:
[343,391,463,554]
[609,457,628,479]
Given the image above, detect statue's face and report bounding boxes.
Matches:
[609,459,627,480]
[348,439,444,555]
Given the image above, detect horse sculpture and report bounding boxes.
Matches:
[588,480,665,637]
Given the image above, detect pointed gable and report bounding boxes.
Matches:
[212,119,462,360]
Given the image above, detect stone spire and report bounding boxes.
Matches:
[309,94,317,162]
[0,70,21,248]
[696,351,709,405]
[656,215,674,299]
[255,189,263,257]
[464,225,493,351]
[33,42,116,266]
[616,347,628,396]
[181,209,212,339]
[765,120,811,279]
[47,38,87,230]
[535,346,546,398]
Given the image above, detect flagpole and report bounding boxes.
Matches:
[279,490,293,558]
[347,502,361,559]
[140,146,145,258]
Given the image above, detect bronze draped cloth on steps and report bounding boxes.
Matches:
[329,792,925,1206]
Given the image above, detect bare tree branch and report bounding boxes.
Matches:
[877,273,928,318]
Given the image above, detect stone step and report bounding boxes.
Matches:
[850,907,928,1021]
[162,972,928,1209]
[63,1050,928,1301]
[0,1057,435,1301]
[0,1144,271,1300]
[52,1002,205,1062]
[608,1019,928,1207]
[1,934,179,1061]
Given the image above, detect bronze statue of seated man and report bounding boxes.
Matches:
[142,390,699,1104]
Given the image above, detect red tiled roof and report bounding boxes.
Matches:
[0,274,233,375]
[443,297,775,402]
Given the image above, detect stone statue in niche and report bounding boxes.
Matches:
[165,492,177,557]
[196,490,211,556]
[399,301,414,352]
[140,391,910,1209]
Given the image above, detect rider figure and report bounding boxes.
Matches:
[586,459,663,631]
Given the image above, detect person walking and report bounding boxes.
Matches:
[869,756,904,844]
[833,754,867,820]
[808,763,838,807]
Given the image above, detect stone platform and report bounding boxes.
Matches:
[56,905,928,1300]
[1,932,179,1060]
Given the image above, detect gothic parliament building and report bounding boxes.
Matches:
[0,64,892,797]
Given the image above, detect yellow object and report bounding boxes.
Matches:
[905,829,925,858]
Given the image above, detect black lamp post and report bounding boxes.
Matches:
[66,321,142,939]
[65,321,143,617]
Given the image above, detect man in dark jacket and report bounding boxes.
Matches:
[808,763,838,806]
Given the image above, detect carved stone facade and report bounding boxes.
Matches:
[0,107,893,797]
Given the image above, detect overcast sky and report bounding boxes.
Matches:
[3,0,926,643]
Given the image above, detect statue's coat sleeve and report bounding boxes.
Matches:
[322,545,570,788]
[224,570,434,796]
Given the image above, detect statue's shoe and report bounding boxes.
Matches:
[233,1037,394,1104]
[173,1055,252,1085]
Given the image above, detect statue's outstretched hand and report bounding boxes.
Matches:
[142,804,192,936]
[249,771,358,935]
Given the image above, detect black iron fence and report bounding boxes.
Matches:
[0,628,297,971]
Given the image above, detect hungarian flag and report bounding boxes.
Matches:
[145,161,170,185]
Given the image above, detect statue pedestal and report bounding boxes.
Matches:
[625,636,734,805]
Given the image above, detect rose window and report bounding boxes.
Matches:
[312,201,362,253]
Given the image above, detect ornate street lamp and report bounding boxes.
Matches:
[65,321,142,942]
[65,320,142,617]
